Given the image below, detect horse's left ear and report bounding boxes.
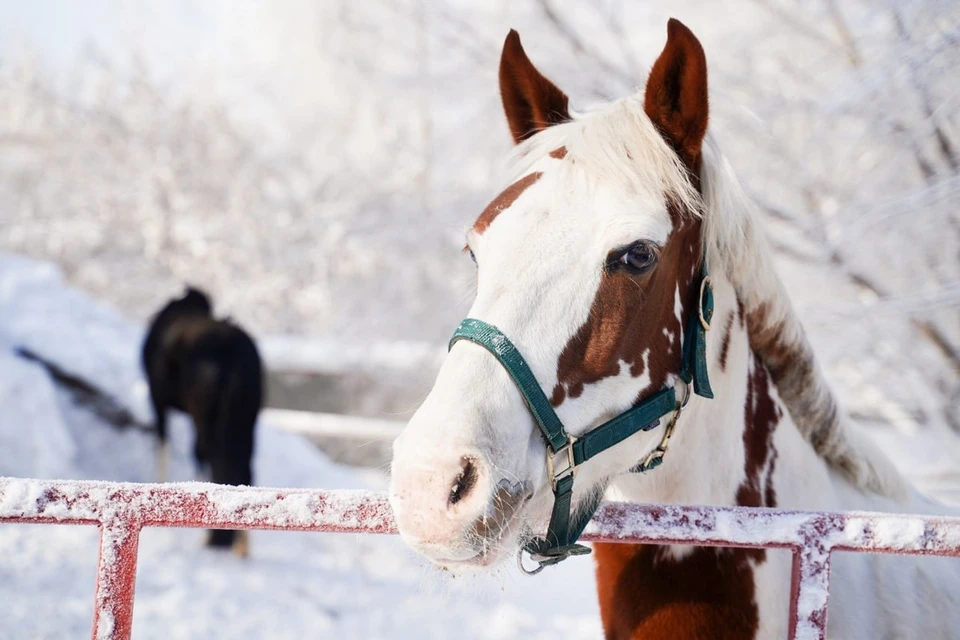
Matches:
[644,19,709,166]
[499,30,570,144]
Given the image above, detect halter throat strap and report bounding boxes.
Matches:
[448,265,714,572]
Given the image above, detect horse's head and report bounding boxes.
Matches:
[390,20,711,568]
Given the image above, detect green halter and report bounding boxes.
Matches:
[448,265,714,573]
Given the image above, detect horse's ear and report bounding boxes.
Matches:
[499,30,570,144]
[182,286,212,313]
[644,19,709,165]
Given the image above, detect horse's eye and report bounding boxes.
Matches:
[618,243,658,273]
[468,249,477,264]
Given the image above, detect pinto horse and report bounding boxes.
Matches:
[390,19,960,639]
[142,287,262,556]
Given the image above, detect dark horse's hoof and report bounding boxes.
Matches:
[205,529,250,558]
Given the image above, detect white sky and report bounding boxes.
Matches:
[0,1,220,75]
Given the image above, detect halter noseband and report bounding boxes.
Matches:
[448,264,714,574]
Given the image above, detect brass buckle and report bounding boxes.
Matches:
[546,436,577,491]
[698,275,713,331]
[678,378,692,409]
[638,395,685,472]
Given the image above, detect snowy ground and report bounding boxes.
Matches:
[0,253,602,639]
[2,252,960,639]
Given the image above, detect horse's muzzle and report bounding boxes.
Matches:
[389,452,532,567]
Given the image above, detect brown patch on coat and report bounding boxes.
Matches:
[736,353,781,510]
[499,30,570,144]
[594,543,760,640]
[718,311,735,372]
[592,357,778,640]
[549,383,566,407]
[549,146,567,159]
[472,172,543,234]
[553,210,701,406]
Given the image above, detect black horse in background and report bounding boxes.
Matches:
[142,287,263,556]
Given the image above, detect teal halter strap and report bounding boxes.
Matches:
[448,265,714,572]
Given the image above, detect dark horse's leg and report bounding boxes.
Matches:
[149,384,170,482]
[188,360,220,480]
[205,364,259,556]
[207,450,254,555]
[192,423,212,479]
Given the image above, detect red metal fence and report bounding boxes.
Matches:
[3,476,960,640]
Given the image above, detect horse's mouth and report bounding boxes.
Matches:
[441,479,534,569]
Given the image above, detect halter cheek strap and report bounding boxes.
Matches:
[448,265,714,573]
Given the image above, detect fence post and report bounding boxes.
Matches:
[92,518,142,640]
[788,516,835,640]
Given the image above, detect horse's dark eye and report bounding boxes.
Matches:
[618,243,658,273]
[468,249,477,264]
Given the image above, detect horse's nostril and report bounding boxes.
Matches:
[448,456,479,507]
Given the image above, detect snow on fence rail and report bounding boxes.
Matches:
[3,477,960,640]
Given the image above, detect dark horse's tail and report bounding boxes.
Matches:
[203,332,263,550]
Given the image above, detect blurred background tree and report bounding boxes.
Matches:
[0,0,956,446]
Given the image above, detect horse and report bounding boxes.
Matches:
[389,19,960,639]
[142,286,263,556]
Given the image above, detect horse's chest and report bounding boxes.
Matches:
[593,542,763,640]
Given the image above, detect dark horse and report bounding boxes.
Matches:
[142,287,263,555]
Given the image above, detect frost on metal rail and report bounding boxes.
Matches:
[3,477,960,640]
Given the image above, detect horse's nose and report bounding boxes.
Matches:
[448,456,481,507]
[389,451,493,553]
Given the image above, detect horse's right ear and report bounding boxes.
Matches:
[499,30,570,144]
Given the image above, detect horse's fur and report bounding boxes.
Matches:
[698,139,908,500]
[141,287,262,553]
[389,19,959,639]
[505,33,904,501]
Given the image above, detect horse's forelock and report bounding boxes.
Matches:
[505,96,703,220]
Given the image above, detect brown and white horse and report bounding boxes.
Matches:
[389,20,959,639]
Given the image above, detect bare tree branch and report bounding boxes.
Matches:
[535,0,634,87]
[824,0,862,66]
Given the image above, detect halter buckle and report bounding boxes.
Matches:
[698,275,713,331]
[546,436,577,491]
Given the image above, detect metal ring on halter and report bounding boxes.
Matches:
[517,548,545,575]
[698,275,713,331]
[677,377,692,410]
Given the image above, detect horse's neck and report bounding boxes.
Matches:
[607,272,840,511]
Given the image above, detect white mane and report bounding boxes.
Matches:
[510,96,908,500]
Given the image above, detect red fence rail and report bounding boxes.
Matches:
[3,476,960,640]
